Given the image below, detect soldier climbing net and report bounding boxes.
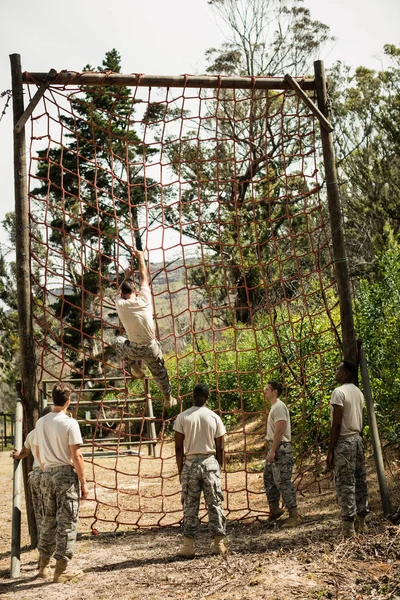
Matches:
[24,69,341,531]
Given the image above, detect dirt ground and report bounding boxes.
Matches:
[0,449,399,600]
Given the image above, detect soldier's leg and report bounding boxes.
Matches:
[115,336,143,375]
[29,469,44,540]
[263,459,281,505]
[54,468,80,561]
[38,471,57,559]
[275,445,297,509]
[202,457,226,537]
[181,462,202,538]
[355,436,369,517]
[142,341,172,397]
[334,437,357,521]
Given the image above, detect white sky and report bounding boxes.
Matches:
[0,0,399,259]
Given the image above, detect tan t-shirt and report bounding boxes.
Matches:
[24,429,40,469]
[330,383,364,437]
[34,411,83,469]
[266,399,291,442]
[173,406,226,456]
[115,285,155,346]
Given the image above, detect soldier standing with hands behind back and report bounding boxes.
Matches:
[327,361,369,538]
[174,384,227,558]
[263,381,300,527]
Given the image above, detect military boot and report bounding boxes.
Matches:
[37,554,51,579]
[53,559,84,583]
[213,535,228,555]
[282,507,301,528]
[355,515,368,534]
[268,500,285,522]
[342,520,355,539]
[177,537,195,559]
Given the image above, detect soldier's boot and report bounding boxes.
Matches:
[177,537,195,559]
[164,394,178,408]
[53,559,84,583]
[342,520,355,539]
[268,500,285,522]
[355,515,368,534]
[37,555,51,579]
[213,535,228,556]
[282,507,301,528]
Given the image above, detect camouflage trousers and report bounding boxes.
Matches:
[38,465,80,561]
[264,443,297,509]
[334,434,368,521]
[28,467,44,537]
[181,455,226,538]
[115,336,171,397]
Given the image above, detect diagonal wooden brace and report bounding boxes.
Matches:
[284,74,333,133]
[14,68,57,134]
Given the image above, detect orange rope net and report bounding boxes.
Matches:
[26,70,341,531]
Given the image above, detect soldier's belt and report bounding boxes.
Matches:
[43,464,75,473]
[184,454,216,465]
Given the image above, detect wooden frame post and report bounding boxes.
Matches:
[10,384,23,578]
[10,53,39,548]
[314,60,357,363]
[144,379,158,458]
[359,346,392,516]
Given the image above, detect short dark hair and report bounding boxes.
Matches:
[193,383,209,399]
[52,383,73,406]
[267,381,283,397]
[40,405,53,417]
[121,280,135,296]
[342,360,358,378]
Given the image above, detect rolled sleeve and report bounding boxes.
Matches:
[68,420,83,446]
[330,389,345,407]
[173,415,184,434]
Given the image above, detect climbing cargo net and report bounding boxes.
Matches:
[25,70,341,530]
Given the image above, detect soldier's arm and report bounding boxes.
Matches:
[268,420,287,462]
[11,446,30,460]
[116,264,135,296]
[175,432,185,481]
[215,435,224,469]
[327,405,343,469]
[70,444,89,499]
[134,250,149,288]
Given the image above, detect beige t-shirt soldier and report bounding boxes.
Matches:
[34,383,88,583]
[264,381,300,527]
[115,249,177,408]
[327,360,369,538]
[11,406,52,563]
[174,384,227,558]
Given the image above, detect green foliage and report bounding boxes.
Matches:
[330,46,400,277]
[355,237,400,442]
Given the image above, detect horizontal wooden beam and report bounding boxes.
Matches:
[23,71,315,91]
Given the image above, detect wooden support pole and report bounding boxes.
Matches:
[284,74,333,132]
[10,387,23,578]
[10,53,39,549]
[14,68,57,134]
[22,71,315,91]
[314,60,357,363]
[144,379,159,458]
[359,347,392,516]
